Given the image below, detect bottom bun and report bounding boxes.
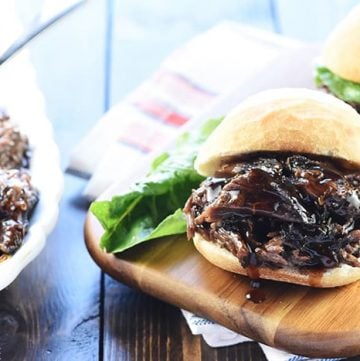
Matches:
[193,233,360,287]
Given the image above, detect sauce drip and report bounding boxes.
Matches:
[245,280,266,303]
[244,254,266,303]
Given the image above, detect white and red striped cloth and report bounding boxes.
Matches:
[181,310,342,361]
[68,21,301,199]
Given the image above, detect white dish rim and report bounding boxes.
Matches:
[0,108,63,291]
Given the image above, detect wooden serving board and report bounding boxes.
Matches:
[85,210,360,358]
[84,46,360,358]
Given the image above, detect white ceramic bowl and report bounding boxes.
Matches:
[0,112,63,290]
[0,57,63,290]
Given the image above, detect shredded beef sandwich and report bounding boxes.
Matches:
[184,88,360,287]
[315,5,360,112]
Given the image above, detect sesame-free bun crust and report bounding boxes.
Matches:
[323,5,360,83]
[195,88,360,176]
[193,233,360,288]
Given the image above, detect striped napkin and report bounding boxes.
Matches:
[68,21,301,199]
[181,310,342,361]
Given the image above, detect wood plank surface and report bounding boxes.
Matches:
[102,276,268,361]
[0,177,99,361]
[85,209,360,359]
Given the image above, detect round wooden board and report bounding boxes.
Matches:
[85,211,360,358]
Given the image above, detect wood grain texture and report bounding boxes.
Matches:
[102,277,268,361]
[0,179,101,361]
[85,211,360,359]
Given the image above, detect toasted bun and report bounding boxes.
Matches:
[323,5,360,83]
[195,88,360,176]
[193,233,360,288]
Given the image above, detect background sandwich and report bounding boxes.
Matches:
[184,88,360,287]
[315,5,360,112]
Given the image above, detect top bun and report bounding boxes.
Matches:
[195,88,360,177]
[323,5,360,83]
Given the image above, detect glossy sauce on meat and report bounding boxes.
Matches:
[184,154,360,272]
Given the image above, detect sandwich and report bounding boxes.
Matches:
[315,5,360,112]
[184,88,360,288]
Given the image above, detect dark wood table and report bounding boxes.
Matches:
[1,1,360,360]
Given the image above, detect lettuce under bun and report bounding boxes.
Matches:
[315,66,360,105]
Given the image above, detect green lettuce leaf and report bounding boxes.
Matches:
[90,117,223,253]
[315,66,360,104]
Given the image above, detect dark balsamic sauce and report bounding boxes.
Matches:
[244,253,266,303]
[246,289,266,303]
[186,154,360,269]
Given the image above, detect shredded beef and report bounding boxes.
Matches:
[0,113,29,169]
[0,170,38,254]
[0,111,37,256]
[184,155,360,269]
